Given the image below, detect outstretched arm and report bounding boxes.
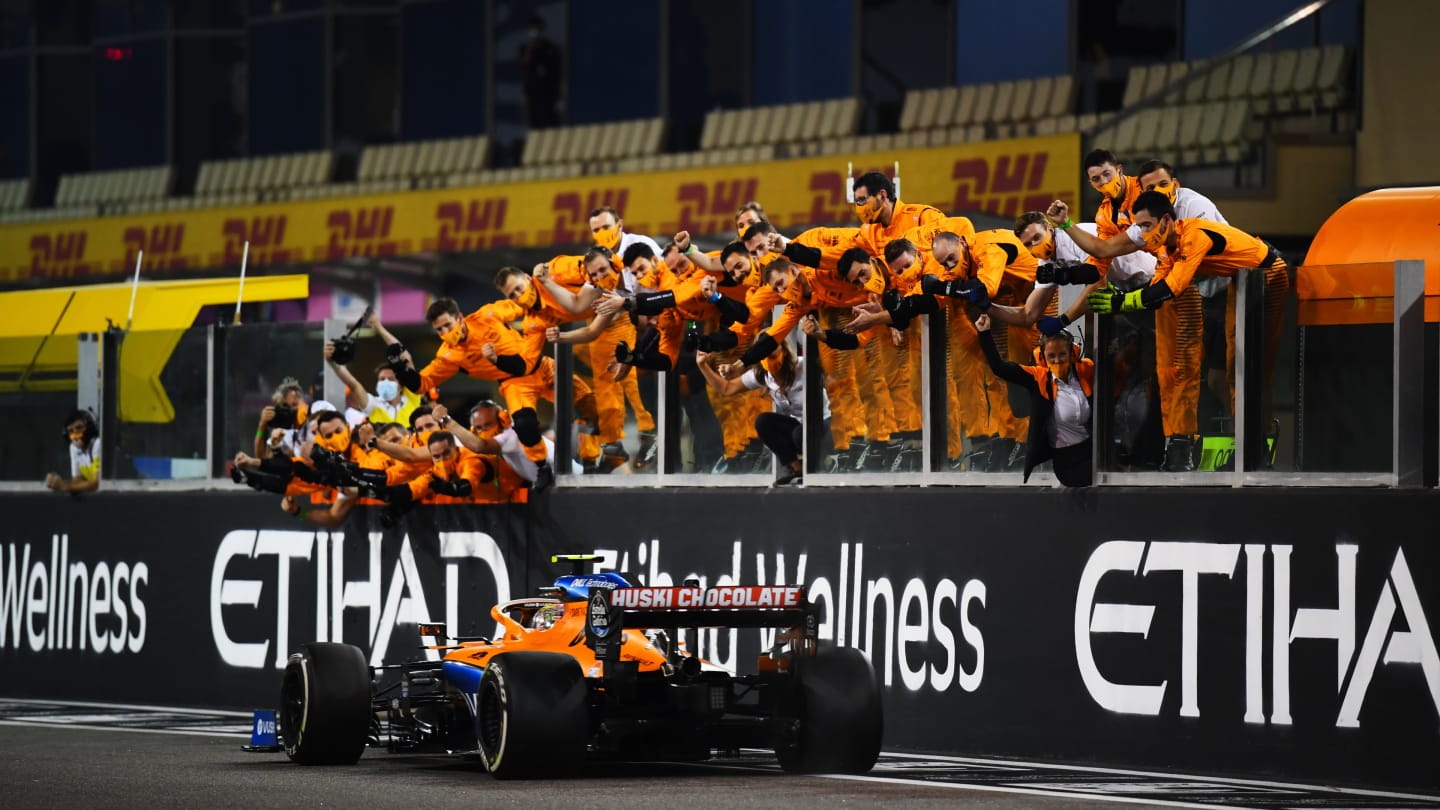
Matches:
[694,351,749,397]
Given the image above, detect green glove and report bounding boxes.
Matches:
[1087,288,1146,315]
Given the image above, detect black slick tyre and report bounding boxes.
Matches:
[776,646,883,774]
[475,652,588,779]
[279,642,372,765]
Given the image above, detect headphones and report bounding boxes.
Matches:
[64,409,99,444]
[469,399,512,432]
[1033,328,1085,365]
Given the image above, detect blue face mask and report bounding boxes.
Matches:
[376,379,400,402]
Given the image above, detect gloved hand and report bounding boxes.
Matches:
[1037,316,1067,337]
[919,274,949,296]
[956,279,991,310]
[384,342,408,364]
[1037,262,1101,286]
[429,475,472,497]
[1087,287,1146,315]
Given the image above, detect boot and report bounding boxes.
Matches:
[987,438,1017,473]
[532,460,554,493]
[1162,435,1196,472]
[964,435,994,472]
[773,459,803,487]
[633,432,657,470]
[849,437,872,471]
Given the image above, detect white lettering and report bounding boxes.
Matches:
[1075,540,1165,715]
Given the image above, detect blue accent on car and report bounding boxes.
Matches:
[554,572,631,601]
[443,661,483,694]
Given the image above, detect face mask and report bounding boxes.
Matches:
[376,379,400,402]
[519,282,539,308]
[592,271,618,291]
[1153,181,1179,204]
[854,200,880,225]
[1097,169,1125,200]
[1047,360,1071,380]
[593,225,622,252]
[440,322,465,347]
[68,429,86,444]
[316,426,350,453]
[1143,218,1171,253]
[1029,229,1055,261]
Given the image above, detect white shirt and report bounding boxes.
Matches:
[70,441,100,480]
[741,356,829,421]
[1073,221,1156,291]
[1049,373,1091,449]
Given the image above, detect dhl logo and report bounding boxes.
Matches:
[793,163,897,227]
[665,178,760,235]
[951,152,1074,219]
[122,223,188,271]
[221,215,300,266]
[549,189,629,246]
[26,232,96,281]
[431,198,512,252]
[323,206,399,260]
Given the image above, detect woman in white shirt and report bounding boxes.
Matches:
[696,341,828,486]
[975,314,1094,486]
[45,409,100,494]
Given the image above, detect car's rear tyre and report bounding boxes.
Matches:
[476,652,588,779]
[279,642,372,765]
[776,646,883,774]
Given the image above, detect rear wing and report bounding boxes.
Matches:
[585,585,818,652]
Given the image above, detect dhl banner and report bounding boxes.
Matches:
[0,134,1080,284]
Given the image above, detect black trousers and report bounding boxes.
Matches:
[1052,439,1093,487]
[755,411,806,466]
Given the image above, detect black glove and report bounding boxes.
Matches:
[384,342,407,364]
[919,274,950,296]
[1037,262,1101,286]
[429,475,473,498]
[956,279,991,310]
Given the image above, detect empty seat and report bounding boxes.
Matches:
[1026,77,1053,122]
[971,83,997,126]
[1217,100,1253,162]
[1194,101,1227,163]
[1226,53,1255,100]
[1009,79,1034,123]
[1284,47,1322,112]
[917,89,945,131]
[1247,51,1276,100]
[934,87,959,130]
[987,81,1015,124]
[1265,49,1300,113]
[1047,75,1074,118]
[899,90,924,132]
[1183,62,1210,104]
[1153,106,1181,156]
[1163,62,1189,104]
[1130,109,1163,156]
[952,84,978,127]
[1315,45,1351,109]
[1142,63,1170,100]
[1203,60,1232,101]
[1122,65,1148,108]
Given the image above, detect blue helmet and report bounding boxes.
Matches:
[552,572,631,601]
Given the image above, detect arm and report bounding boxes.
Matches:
[694,351,750,396]
[432,403,500,454]
[547,310,617,345]
[368,312,403,347]
[534,263,603,315]
[988,285,1057,328]
[1045,201,1137,260]
[325,343,371,412]
[974,315,1033,387]
[376,438,431,464]
[282,493,357,528]
[675,231,722,272]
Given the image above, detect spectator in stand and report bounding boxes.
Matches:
[44,409,101,494]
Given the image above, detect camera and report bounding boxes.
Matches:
[330,335,357,365]
[269,405,297,429]
[1037,262,1101,286]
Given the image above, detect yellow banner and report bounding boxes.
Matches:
[0,134,1080,284]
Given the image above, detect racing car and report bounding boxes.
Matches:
[264,555,882,778]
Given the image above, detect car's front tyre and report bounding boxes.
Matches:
[279,642,371,765]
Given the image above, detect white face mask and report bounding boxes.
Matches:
[376,379,400,402]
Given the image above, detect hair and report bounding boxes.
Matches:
[408,404,435,430]
[1083,148,1119,171]
[933,231,961,249]
[1135,159,1173,179]
[741,221,776,241]
[736,201,767,223]
[313,410,345,428]
[854,171,895,201]
[622,242,655,266]
[426,430,457,448]
[1013,211,1049,234]
[758,339,799,393]
[883,238,917,265]
[271,376,303,404]
[661,241,680,258]
[375,421,405,439]
[588,205,620,222]
[425,297,462,322]
[493,265,527,291]
[763,257,793,283]
[65,409,99,444]
[469,398,501,421]
[1131,190,1176,221]
[581,245,613,266]
[720,241,751,266]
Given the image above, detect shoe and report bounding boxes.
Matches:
[599,441,629,473]
[633,432,657,470]
[773,466,803,486]
[1161,435,1196,472]
[849,438,871,472]
[863,441,888,471]
[881,439,904,471]
[532,461,554,493]
[890,446,923,473]
[987,438,1017,473]
[946,455,965,471]
[963,436,993,472]
[1004,441,1026,472]
[711,455,732,474]
[826,453,846,473]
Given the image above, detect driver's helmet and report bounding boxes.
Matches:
[553,571,631,601]
[530,602,564,631]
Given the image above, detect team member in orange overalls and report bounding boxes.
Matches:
[1086,191,1290,461]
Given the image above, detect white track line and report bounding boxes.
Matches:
[0,697,251,717]
[819,774,1223,809]
[0,720,249,740]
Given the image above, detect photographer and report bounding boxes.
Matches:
[325,338,422,426]
[254,377,310,459]
[44,410,101,494]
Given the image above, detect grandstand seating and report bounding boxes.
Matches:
[0,45,1351,225]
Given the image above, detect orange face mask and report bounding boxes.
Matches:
[593,225,622,252]
[518,281,539,308]
[1143,217,1171,253]
[1047,359,1071,380]
[315,425,350,453]
[854,199,881,225]
[1029,229,1055,261]
[1097,169,1125,200]
[1152,181,1179,204]
[439,321,465,347]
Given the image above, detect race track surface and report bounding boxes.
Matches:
[2,700,1438,809]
